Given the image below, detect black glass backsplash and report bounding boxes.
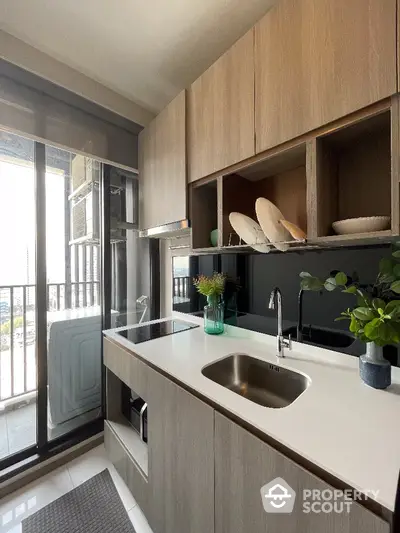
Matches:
[172,245,400,366]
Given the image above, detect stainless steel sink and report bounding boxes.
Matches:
[202,354,310,408]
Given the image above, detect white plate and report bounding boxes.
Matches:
[332,216,390,235]
[255,198,292,251]
[228,212,271,253]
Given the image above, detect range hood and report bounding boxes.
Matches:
[139,219,190,239]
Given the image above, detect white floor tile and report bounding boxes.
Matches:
[107,466,137,512]
[67,444,109,487]
[129,505,154,533]
[0,445,141,532]
[0,466,73,533]
[1,525,21,533]
[67,445,137,512]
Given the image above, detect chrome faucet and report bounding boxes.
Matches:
[268,287,291,358]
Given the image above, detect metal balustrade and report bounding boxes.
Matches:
[0,281,100,401]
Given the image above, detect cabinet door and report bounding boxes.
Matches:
[188,29,255,183]
[139,90,186,230]
[147,368,214,533]
[255,0,397,152]
[215,413,389,533]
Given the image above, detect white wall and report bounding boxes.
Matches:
[0,30,154,127]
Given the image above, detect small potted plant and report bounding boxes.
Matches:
[193,272,226,335]
[299,247,400,389]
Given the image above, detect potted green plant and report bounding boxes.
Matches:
[299,247,400,389]
[193,272,226,335]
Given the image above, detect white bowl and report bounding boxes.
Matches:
[332,216,390,235]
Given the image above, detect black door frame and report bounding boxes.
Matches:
[0,144,107,476]
[0,150,160,481]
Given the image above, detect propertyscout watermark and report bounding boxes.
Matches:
[260,478,379,515]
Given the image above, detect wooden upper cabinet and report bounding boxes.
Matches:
[255,0,397,153]
[188,29,255,183]
[139,90,186,231]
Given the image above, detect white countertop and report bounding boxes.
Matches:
[104,313,400,512]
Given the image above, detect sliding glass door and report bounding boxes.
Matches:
[45,147,103,442]
[0,129,152,475]
[0,132,105,470]
[0,131,37,462]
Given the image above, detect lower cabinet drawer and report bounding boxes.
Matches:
[104,420,149,517]
[103,337,148,399]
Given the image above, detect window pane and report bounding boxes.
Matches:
[45,147,102,441]
[0,130,37,458]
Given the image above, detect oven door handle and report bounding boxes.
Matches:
[139,402,147,442]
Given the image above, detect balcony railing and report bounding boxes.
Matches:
[0,281,100,402]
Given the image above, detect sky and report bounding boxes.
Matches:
[0,160,65,286]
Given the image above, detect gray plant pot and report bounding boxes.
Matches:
[359,342,391,389]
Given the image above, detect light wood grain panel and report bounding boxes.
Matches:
[222,165,307,246]
[147,367,214,533]
[139,90,186,230]
[222,174,259,246]
[190,180,218,249]
[256,167,307,232]
[215,413,390,533]
[188,29,255,182]
[338,130,391,221]
[105,367,122,421]
[311,230,392,245]
[306,139,318,239]
[103,337,148,399]
[316,139,339,237]
[313,112,391,237]
[255,0,397,152]
[104,421,149,517]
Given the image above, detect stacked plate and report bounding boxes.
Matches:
[229,198,306,253]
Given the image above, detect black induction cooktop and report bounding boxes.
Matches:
[116,319,199,344]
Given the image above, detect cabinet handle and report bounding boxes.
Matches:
[139,402,147,442]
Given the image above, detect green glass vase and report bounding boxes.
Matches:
[204,295,224,335]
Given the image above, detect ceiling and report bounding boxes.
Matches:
[0,0,276,114]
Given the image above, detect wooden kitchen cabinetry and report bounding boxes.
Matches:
[104,338,214,533]
[190,97,400,252]
[139,90,187,231]
[255,0,397,152]
[188,29,255,183]
[104,338,391,533]
[214,412,389,533]
[308,107,393,240]
[104,339,150,516]
[147,367,214,533]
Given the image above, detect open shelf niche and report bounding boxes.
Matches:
[189,100,398,253]
[312,109,392,241]
[106,368,148,477]
[221,144,308,248]
[190,179,219,249]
